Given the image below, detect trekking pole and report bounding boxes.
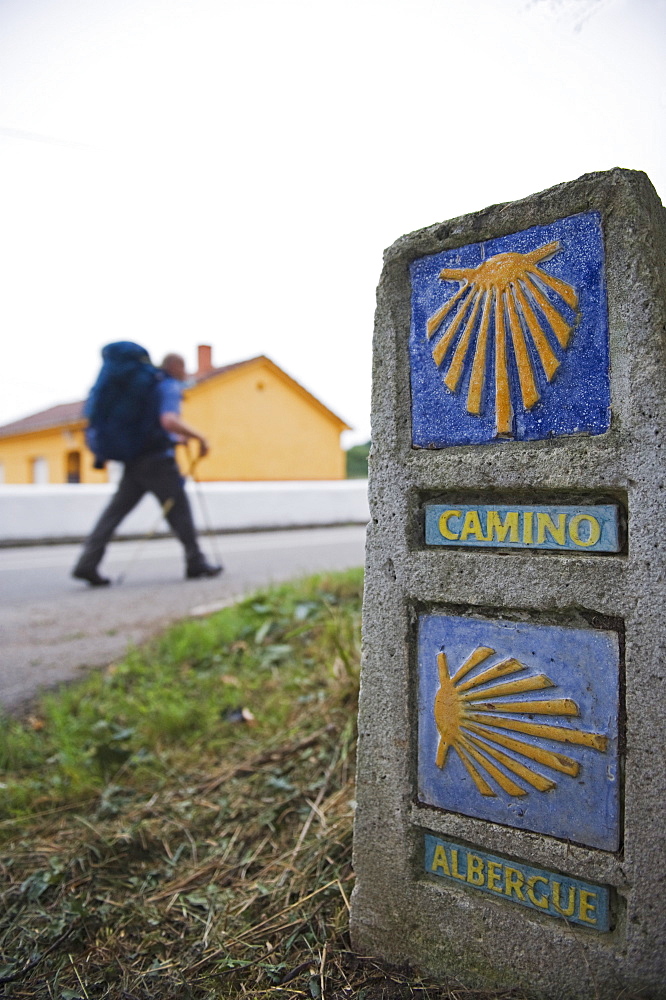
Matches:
[186,441,225,568]
[115,497,175,585]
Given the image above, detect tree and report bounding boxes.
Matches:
[346,440,370,479]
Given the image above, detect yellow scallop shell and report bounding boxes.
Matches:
[426,242,580,437]
[433,645,607,799]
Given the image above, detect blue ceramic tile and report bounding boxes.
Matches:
[410,212,610,446]
[423,834,610,931]
[424,503,620,552]
[417,614,620,850]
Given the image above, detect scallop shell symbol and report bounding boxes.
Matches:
[426,241,580,437]
[433,645,607,799]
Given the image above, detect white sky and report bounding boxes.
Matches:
[0,0,664,446]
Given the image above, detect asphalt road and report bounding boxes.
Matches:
[0,525,367,713]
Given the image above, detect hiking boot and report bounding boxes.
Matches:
[186,560,223,579]
[72,567,111,587]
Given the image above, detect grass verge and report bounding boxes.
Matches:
[0,569,529,999]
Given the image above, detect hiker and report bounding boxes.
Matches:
[72,350,222,586]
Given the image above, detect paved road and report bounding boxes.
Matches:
[0,525,366,713]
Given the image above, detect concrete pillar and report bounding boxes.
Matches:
[351,169,666,999]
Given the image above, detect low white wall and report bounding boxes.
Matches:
[0,481,370,544]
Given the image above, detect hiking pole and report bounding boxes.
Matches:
[115,497,175,585]
[186,442,225,568]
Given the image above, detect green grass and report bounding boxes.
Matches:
[0,571,362,819]
[0,569,529,999]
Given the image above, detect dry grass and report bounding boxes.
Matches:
[0,570,530,1000]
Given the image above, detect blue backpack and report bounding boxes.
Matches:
[85,342,171,468]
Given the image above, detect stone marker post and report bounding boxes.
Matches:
[351,169,666,999]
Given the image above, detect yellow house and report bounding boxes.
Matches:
[0,348,350,484]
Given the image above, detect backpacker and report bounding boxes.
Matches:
[85,342,171,468]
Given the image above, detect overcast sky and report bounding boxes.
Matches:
[0,0,664,446]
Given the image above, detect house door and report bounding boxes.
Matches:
[31,457,49,484]
[66,450,81,483]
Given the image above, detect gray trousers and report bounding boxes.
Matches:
[75,453,203,572]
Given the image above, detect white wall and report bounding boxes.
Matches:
[0,480,369,543]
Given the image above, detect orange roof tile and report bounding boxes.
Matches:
[0,355,349,439]
[0,401,85,438]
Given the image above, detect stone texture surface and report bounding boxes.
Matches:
[350,169,666,999]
